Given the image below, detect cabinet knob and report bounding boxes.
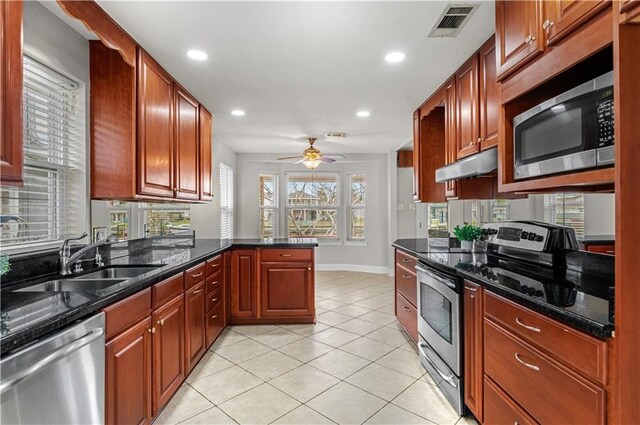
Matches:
[211,315,218,319]
[158,319,164,326]
[149,327,156,334]
[308,267,312,271]
[211,298,218,303]
[543,20,554,30]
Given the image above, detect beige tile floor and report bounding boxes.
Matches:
[154,271,479,425]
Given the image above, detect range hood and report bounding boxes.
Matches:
[435,147,498,182]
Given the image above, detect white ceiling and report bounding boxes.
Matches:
[89,1,495,155]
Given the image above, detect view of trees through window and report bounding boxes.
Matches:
[287,173,339,239]
[544,194,585,238]
[259,174,278,238]
[349,174,365,240]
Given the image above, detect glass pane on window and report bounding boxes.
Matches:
[429,203,448,231]
[110,210,129,240]
[259,175,277,207]
[544,193,584,238]
[144,209,191,237]
[350,174,365,206]
[287,174,338,206]
[288,208,337,238]
[260,208,277,238]
[350,208,365,240]
[491,199,508,222]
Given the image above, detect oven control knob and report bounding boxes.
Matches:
[528,233,536,241]
[535,235,544,242]
[535,290,543,297]
[528,287,536,296]
[521,285,529,294]
[521,231,529,239]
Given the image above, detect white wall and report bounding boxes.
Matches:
[235,153,390,273]
[396,168,416,238]
[583,194,615,236]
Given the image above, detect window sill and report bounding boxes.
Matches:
[317,239,342,246]
[344,240,367,247]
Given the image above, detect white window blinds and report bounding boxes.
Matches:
[220,162,234,239]
[0,57,86,252]
[544,194,585,238]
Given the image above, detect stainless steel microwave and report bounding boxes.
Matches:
[513,71,614,180]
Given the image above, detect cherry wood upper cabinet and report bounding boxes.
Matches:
[260,262,314,318]
[174,86,200,200]
[620,0,640,22]
[199,106,213,201]
[444,77,458,198]
[455,55,480,159]
[230,250,258,319]
[543,0,609,46]
[464,281,484,422]
[495,0,544,80]
[0,1,24,186]
[137,49,175,198]
[105,317,153,425]
[478,36,498,151]
[412,111,421,201]
[152,294,185,415]
[184,281,206,372]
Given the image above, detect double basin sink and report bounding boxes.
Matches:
[15,266,161,292]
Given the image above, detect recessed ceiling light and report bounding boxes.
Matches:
[356,111,370,117]
[231,109,245,117]
[186,49,208,61]
[385,51,405,63]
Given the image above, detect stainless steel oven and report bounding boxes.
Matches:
[416,262,463,415]
[513,71,614,180]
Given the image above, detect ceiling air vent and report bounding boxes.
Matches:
[428,4,479,38]
[324,132,349,138]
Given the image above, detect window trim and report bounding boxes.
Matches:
[220,162,234,239]
[259,173,279,239]
[347,172,366,242]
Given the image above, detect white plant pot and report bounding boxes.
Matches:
[461,240,474,252]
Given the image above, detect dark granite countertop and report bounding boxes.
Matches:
[392,238,476,255]
[416,250,614,339]
[578,235,615,244]
[0,238,317,355]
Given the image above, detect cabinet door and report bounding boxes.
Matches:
[444,78,457,198]
[231,249,258,319]
[620,0,640,23]
[455,55,480,159]
[478,36,498,151]
[495,0,544,79]
[184,282,206,372]
[206,299,225,347]
[174,86,199,200]
[199,106,213,201]
[412,110,421,201]
[152,294,185,415]
[544,0,609,46]
[106,317,153,425]
[260,262,314,318]
[464,281,484,422]
[137,50,174,198]
[0,1,23,186]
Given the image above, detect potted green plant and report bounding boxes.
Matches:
[453,222,483,251]
[0,254,10,277]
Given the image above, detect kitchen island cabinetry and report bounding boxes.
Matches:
[394,249,418,342]
[184,263,206,372]
[463,281,483,422]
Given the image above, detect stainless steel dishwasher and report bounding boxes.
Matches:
[1,312,105,424]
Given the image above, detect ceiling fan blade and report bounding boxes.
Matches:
[277,156,304,160]
[320,156,336,163]
[294,158,307,164]
[324,154,346,159]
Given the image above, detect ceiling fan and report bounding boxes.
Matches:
[277,138,344,169]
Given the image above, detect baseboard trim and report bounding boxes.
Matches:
[316,264,392,275]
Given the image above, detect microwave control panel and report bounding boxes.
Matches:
[597,87,614,147]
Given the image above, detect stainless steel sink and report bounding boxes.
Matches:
[79,265,161,280]
[15,279,126,292]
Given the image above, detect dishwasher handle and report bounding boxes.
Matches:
[0,327,104,395]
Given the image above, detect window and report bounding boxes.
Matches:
[544,194,584,238]
[348,174,365,240]
[286,173,338,239]
[0,57,86,252]
[259,174,278,238]
[490,199,509,222]
[428,203,448,232]
[139,203,191,237]
[220,162,234,239]
[109,201,129,240]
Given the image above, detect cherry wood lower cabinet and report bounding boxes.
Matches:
[260,262,314,319]
[483,376,537,425]
[106,317,153,425]
[184,280,206,372]
[152,294,184,415]
[463,281,483,422]
[230,249,259,319]
[394,249,418,343]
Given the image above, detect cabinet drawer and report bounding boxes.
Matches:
[261,248,312,262]
[184,262,206,290]
[206,287,222,312]
[206,271,223,295]
[396,292,418,342]
[395,250,417,271]
[152,273,184,309]
[484,376,538,425]
[484,291,607,384]
[206,254,223,276]
[103,288,151,340]
[206,301,225,347]
[395,265,417,307]
[484,319,606,425]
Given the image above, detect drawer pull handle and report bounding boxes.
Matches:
[192,272,204,278]
[514,352,540,371]
[211,315,218,319]
[465,286,477,292]
[193,289,203,294]
[403,306,411,312]
[401,258,411,263]
[280,254,293,257]
[515,317,541,333]
[402,274,411,279]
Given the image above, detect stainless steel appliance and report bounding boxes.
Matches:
[435,147,497,183]
[513,71,614,180]
[1,313,105,424]
[415,261,463,414]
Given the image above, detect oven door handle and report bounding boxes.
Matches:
[416,265,457,290]
[418,343,458,388]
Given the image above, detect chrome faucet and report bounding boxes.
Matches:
[59,233,118,276]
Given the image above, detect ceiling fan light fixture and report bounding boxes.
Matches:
[302,158,322,169]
